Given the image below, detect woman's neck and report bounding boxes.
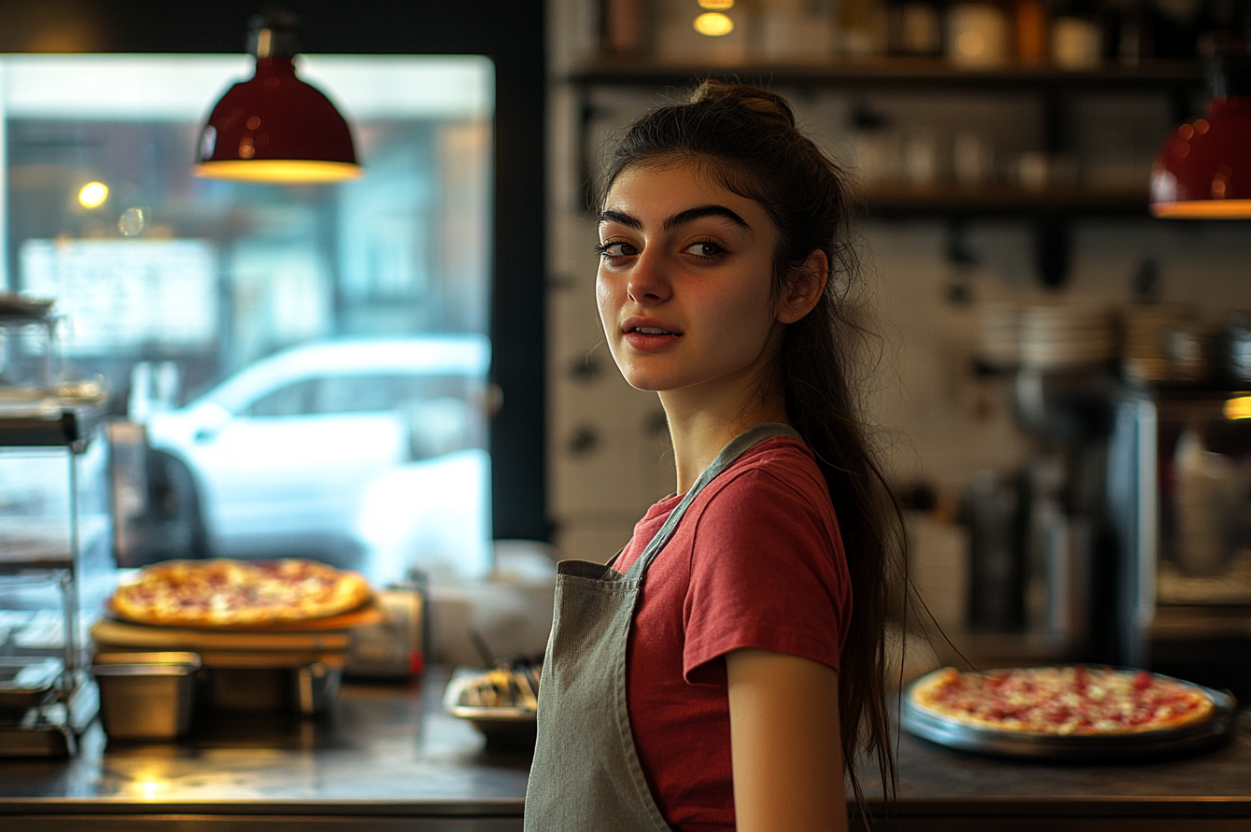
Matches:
[661,377,789,494]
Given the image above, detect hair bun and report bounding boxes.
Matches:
[689,80,796,129]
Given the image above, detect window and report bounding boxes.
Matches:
[244,380,318,418]
[0,55,496,582]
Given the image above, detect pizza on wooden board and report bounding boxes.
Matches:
[909,665,1216,736]
[110,559,373,628]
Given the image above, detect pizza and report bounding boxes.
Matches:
[110,559,373,628]
[908,665,1215,736]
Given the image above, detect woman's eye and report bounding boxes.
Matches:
[685,241,725,258]
[597,241,637,259]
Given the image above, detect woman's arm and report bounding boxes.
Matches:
[726,648,848,832]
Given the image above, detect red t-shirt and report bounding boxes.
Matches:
[615,436,852,832]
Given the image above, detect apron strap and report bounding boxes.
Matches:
[623,422,801,579]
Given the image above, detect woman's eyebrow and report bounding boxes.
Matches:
[597,205,750,232]
[598,209,640,229]
[663,205,749,231]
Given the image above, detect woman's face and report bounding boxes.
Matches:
[595,161,786,400]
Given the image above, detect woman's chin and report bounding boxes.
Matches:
[623,376,670,393]
[619,366,685,393]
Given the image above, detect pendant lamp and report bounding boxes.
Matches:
[194,13,363,184]
[1150,53,1251,219]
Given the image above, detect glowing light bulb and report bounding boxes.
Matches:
[694,12,734,36]
[698,0,734,9]
[78,181,109,209]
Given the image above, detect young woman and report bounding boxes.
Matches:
[525,81,904,832]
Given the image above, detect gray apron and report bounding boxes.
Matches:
[524,422,801,832]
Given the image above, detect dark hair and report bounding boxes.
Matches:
[601,80,908,810]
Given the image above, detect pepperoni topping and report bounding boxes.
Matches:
[912,666,1214,736]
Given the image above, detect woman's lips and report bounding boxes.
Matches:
[622,321,681,352]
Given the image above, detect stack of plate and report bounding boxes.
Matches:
[1122,303,1197,382]
[1018,302,1117,371]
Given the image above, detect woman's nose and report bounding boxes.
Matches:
[626,249,671,304]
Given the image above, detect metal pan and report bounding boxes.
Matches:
[900,668,1239,762]
[443,668,537,749]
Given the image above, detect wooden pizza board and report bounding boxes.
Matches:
[90,618,354,653]
[90,618,357,669]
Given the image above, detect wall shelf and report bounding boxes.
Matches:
[567,55,1200,283]
[859,184,1152,219]
[567,57,1205,94]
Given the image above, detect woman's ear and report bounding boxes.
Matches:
[776,250,829,324]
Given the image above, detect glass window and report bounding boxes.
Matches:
[244,379,318,418]
[0,55,495,583]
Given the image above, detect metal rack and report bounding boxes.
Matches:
[0,304,109,755]
[0,409,110,756]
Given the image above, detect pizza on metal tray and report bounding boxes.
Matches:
[110,558,373,628]
[909,665,1215,736]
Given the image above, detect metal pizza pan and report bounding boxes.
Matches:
[900,667,1239,762]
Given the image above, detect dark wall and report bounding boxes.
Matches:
[0,0,550,542]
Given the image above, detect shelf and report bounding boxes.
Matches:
[859,184,1152,219]
[0,414,80,447]
[569,57,1185,221]
[0,402,105,449]
[568,57,1206,93]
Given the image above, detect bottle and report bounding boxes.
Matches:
[1112,0,1157,65]
[947,0,1012,66]
[842,0,889,55]
[1051,0,1105,68]
[888,0,945,55]
[1015,0,1051,63]
[601,0,649,56]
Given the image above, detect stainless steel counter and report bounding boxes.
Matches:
[0,668,530,831]
[865,707,1251,830]
[3,669,1251,831]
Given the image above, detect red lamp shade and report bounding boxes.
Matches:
[194,18,362,184]
[1150,56,1251,219]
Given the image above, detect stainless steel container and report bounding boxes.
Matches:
[204,662,341,715]
[91,652,200,739]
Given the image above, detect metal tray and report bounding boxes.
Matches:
[901,668,1239,762]
[443,669,537,749]
[0,657,61,711]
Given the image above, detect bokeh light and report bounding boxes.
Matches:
[78,181,109,209]
[694,12,734,36]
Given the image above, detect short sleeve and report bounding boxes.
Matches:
[681,464,851,686]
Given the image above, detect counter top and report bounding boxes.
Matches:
[0,669,531,821]
[3,670,1251,829]
[869,708,1251,823]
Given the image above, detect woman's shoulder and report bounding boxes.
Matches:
[693,435,834,527]
[711,435,827,495]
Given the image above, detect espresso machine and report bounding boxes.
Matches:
[1109,383,1251,699]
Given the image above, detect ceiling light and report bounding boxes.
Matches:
[194,12,362,184]
[1151,53,1251,219]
